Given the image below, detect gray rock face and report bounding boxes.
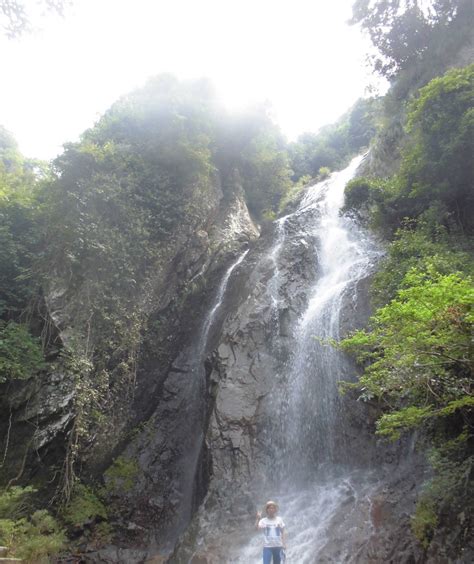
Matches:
[203,222,318,493]
[0,171,258,513]
[0,368,75,485]
[81,175,260,559]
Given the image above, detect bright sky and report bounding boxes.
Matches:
[0,0,386,160]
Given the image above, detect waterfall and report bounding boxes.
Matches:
[235,155,382,563]
[199,248,249,356]
[284,155,380,472]
[267,217,287,348]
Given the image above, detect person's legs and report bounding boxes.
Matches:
[271,547,282,564]
[263,547,272,564]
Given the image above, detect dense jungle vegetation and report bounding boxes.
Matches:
[0,0,472,560]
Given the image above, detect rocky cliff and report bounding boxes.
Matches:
[0,169,258,553]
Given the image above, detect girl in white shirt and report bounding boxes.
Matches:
[255,500,286,564]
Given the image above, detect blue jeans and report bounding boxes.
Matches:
[263,546,283,564]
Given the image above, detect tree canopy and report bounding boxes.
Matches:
[344,64,474,234]
[0,0,68,38]
[351,0,472,78]
[289,97,382,181]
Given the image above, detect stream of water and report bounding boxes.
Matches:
[176,248,250,541]
[199,248,250,356]
[235,155,382,562]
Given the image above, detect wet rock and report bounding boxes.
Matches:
[83,546,149,563]
[92,179,260,553]
[0,370,75,483]
[145,556,169,564]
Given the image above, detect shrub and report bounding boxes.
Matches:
[318,166,330,179]
[0,510,65,563]
[62,483,107,527]
[104,456,139,494]
[411,498,438,548]
[0,488,65,562]
[0,321,45,383]
[0,486,35,519]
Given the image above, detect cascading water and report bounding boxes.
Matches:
[268,217,288,350]
[199,249,249,355]
[284,155,380,472]
[235,155,382,563]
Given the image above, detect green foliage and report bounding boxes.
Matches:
[0,487,65,562]
[412,497,438,548]
[340,227,473,551]
[340,207,473,550]
[62,483,107,527]
[0,486,35,520]
[412,432,473,548]
[376,406,434,441]
[343,65,474,236]
[375,397,474,440]
[341,265,473,428]
[289,97,381,180]
[278,175,311,214]
[212,104,294,216]
[48,76,215,259]
[104,456,139,494]
[0,320,45,383]
[0,126,44,318]
[342,176,386,219]
[261,209,277,222]
[92,521,113,544]
[350,1,472,79]
[0,510,65,562]
[370,224,473,306]
[239,130,292,216]
[318,167,330,180]
[401,64,474,230]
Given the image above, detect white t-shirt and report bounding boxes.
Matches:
[258,516,285,547]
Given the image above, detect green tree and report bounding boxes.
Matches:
[400,64,474,230]
[341,265,473,437]
[0,0,69,38]
[370,223,473,306]
[0,320,45,382]
[0,126,46,318]
[239,130,292,216]
[344,65,474,235]
[350,0,472,78]
[289,97,381,181]
[212,102,294,216]
[0,487,65,561]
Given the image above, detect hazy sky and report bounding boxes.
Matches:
[0,0,385,160]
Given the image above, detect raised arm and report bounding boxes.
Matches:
[255,511,262,529]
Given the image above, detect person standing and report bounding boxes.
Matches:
[255,500,286,564]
